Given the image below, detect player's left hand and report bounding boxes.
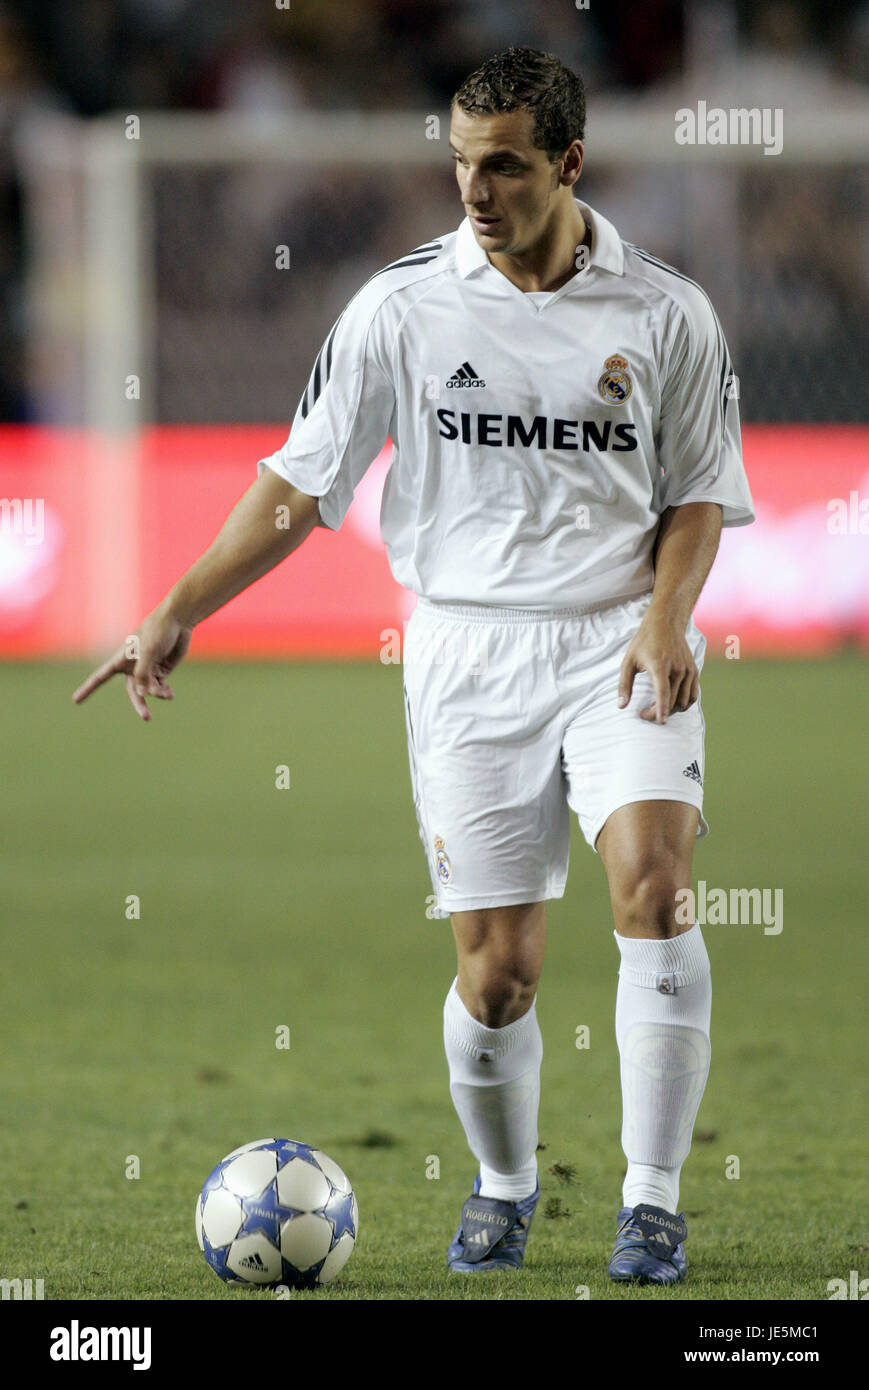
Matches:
[617,611,699,724]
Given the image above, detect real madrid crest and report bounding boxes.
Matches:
[433,835,452,885]
[597,353,632,405]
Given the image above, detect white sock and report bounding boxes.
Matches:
[443,978,542,1201]
[614,924,711,1214]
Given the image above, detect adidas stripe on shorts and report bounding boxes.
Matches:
[402,591,708,919]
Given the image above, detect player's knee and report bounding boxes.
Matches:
[611,855,687,937]
[452,904,544,1024]
[462,972,538,1028]
[458,946,540,1026]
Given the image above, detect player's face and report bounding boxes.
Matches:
[449,107,579,257]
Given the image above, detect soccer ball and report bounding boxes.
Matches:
[195,1137,358,1289]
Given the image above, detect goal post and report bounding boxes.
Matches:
[13,103,869,654]
[20,102,869,433]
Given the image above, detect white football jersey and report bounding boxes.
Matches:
[258,198,754,609]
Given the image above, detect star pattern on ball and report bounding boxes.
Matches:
[276,1140,322,1169]
[202,1232,234,1282]
[240,1180,284,1246]
[199,1165,226,1200]
[327,1188,357,1243]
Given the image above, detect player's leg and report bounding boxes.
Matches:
[559,593,711,1280]
[400,599,566,1270]
[446,901,545,1196]
[444,901,546,1271]
[597,801,711,1227]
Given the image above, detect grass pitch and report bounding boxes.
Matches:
[2,656,867,1301]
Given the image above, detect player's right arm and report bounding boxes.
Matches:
[72,469,319,720]
[77,267,398,720]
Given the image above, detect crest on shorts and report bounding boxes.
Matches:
[597,353,632,404]
[433,835,452,885]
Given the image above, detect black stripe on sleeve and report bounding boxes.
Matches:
[312,350,322,407]
[300,312,344,420]
[721,356,732,419]
[370,253,440,279]
[408,241,443,256]
[325,316,340,383]
[296,239,441,421]
[630,246,731,429]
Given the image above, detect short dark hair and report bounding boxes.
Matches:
[452,45,586,159]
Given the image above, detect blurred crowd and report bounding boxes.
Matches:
[4,0,868,115]
[1,0,867,422]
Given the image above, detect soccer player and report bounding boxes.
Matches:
[74,46,754,1285]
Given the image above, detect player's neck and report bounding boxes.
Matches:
[489,201,589,294]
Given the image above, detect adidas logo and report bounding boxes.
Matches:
[238,1251,267,1270]
[446,360,486,388]
[467,1231,490,1246]
[683,760,703,786]
[650,1230,673,1249]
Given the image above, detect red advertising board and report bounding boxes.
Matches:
[1,424,866,658]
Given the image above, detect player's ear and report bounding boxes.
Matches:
[561,140,583,186]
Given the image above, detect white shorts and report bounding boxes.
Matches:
[402,591,708,919]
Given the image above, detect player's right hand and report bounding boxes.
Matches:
[71,606,192,721]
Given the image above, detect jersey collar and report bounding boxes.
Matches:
[455,198,625,282]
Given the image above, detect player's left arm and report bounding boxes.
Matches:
[618,501,722,724]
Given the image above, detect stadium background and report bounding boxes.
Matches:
[2,0,868,1307]
[1,0,868,656]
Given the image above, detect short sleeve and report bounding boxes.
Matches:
[257,293,395,530]
[656,291,754,527]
